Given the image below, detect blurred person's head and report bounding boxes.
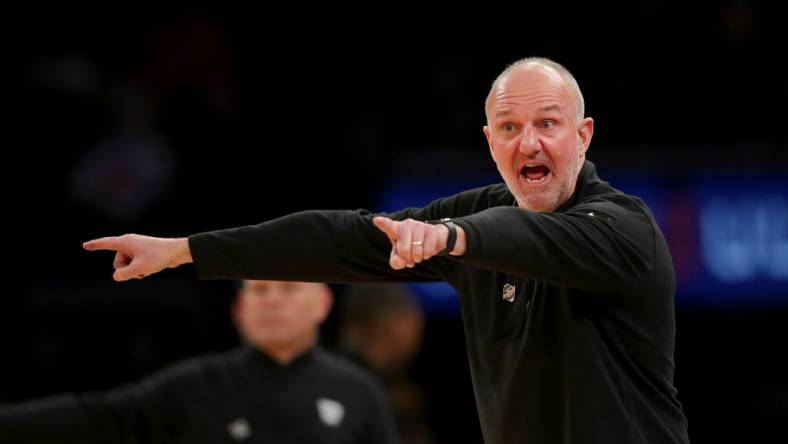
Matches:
[484,57,594,213]
[342,284,424,375]
[232,280,333,364]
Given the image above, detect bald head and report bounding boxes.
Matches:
[486,57,585,123]
[233,280,333,364]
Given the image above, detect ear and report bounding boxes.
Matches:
[314,285,334,324]
[577,117,594,158]
[483,126,496,162]
[230,292,244,329]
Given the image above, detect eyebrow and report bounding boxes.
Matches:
[538,105,562,113]
[494,104,563,119]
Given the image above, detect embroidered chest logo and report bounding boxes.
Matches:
[316,397,345,427]
[502,283,516,302]
[227,418,251,441]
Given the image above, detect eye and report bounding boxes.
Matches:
[541,119,557,129]
[501,122,516,132]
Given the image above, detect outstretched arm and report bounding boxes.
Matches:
[0,383,181,444]
[84,211,453,283]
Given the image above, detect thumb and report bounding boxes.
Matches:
[389,250,406,270]
[113,268,131,282]
[372,217,398,243]
[113,262,142,282]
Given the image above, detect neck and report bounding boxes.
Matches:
[258,334,317,365]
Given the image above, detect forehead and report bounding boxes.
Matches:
[489,66,574,117]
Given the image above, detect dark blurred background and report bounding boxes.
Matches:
[6,2,788,443]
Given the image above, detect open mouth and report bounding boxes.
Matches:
[520,164,551,184]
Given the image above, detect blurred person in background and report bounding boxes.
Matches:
[340,283,434,444]
[0,280,397,444]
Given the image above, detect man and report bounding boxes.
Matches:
[84,57,690,443]
[340,284,433,444]
[0,280,398,444]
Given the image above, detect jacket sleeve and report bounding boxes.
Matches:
[451,195,664,294]
[0,394,102,444]
[186,185,503,284]
[0,364,191,444]
[188,209,451,283]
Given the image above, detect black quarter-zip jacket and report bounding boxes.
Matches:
[0,346,397,444]
[189,161,690,444]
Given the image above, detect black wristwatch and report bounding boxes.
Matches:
[427,218,457,256]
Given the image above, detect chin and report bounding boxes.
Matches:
[521,204,553,213]
[516,194,556,213]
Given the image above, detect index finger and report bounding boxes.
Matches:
[372,217,399,243]
[83,236,124,252]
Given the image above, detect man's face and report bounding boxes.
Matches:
[484,65,593,212]
[234,281,329,352]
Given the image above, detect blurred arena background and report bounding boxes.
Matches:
[6,2,787,442]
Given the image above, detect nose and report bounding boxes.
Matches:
[518,125,542,157]
[256,289,286,307]
[269,290,287,303]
